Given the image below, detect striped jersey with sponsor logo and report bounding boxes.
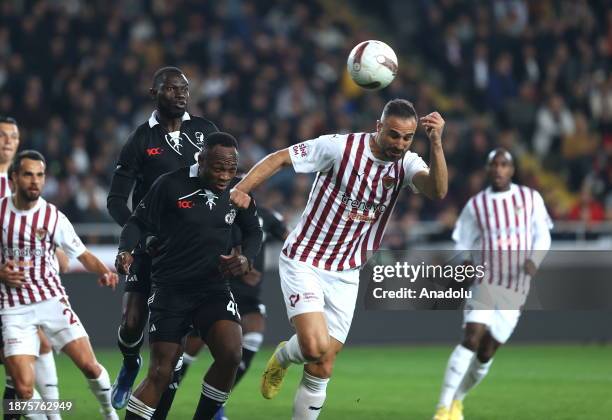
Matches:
[282,133,428,272]
[453,184,552,295]
[0,172,9,198]
[0,196,87,309]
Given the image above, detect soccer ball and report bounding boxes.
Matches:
[347,40,398,90]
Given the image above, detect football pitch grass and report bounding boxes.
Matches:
[2,345,610,419]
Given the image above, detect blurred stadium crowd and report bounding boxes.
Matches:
[0,0,611,245]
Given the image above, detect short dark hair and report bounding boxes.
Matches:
[205,132,239,150]
[381,99,418,121]
[10,150,46,175]
[0,116,17,125]
[152,66,184,89]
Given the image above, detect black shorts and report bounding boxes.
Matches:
[235,294,266,317]
[124,253,152,294]
[229,279,264,315]
[148,286,241,344]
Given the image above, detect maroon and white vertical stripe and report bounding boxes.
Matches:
[282,133,406,271]
[469,185,536,295]
[0,197,66,309]
[0,173,9,198]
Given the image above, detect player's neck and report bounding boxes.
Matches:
[369,134,388,161]
[12,193,38,211]
[155,110,183,132]
[491,184,511,193]
[0,162,9,173]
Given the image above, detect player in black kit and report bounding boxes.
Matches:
[106,66,218,412]
[178,206,288,420]
[116,132,262,420]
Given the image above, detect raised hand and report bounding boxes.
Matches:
[420,112,445,143]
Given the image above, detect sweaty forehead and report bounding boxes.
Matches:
[383,116,417,135]
[207,146,238,165]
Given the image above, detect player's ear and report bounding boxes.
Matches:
[376,119,382,133]
[149,87,156,98]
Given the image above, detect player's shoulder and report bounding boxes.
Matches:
[185,115,219,132]
[124,121,151,145]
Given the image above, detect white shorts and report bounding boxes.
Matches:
[1,297,88,357]
[279,253,359,344]
[463,298,521,344]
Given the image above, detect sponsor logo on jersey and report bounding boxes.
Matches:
[146,147,164,156]
[177,199,195,209]
[292,143,309,158]
[340,193,387,214]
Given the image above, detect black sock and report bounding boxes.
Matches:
[193,383,229,420]
[117,329,143,369]
[3,382,20,420]
[151,357,184,420]
[125,411,147,420]
[234,348,256,386]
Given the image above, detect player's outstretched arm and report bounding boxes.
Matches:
[231,149,292,208]
[413,112,448,200]
[77,251,119,290]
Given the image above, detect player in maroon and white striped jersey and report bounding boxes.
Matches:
[0,150,120,419]
[0,116,71,419]
[433,149,552,420]
[231,99,448,419]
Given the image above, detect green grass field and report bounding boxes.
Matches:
[2,345,610,419]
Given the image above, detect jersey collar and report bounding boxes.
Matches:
[148,111,191,128]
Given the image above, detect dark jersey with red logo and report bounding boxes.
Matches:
[118,165,262,290]
[107,111,218,229]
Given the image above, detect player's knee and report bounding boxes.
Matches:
[14,383,34,400]
[477,347,496,363]
[462,335,482,352]
[216,345,242,369]
[149,362,174,387]
[80,360,102,379]
[39,340,52,354]
[122,313,146,338]
[300,336,330,361]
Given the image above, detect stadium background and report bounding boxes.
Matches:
[1,0,611,418]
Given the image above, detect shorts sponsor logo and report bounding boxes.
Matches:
[289,294,300,307]
[302,292,317,302]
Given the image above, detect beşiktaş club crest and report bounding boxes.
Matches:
[35,228,48,240]
[165,133,183,155]
[382,175,395,190]
[225,209,237,225]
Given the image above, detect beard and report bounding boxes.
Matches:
[19,188,40,202]
[158,102,185,119]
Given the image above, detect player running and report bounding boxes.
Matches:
[0,150,119,419]
[115,133,262,420]
[432,148,552,420]
[0,116,68,420]
[178,206,288,420]
[106,66,218,413]
[231,99,448,419]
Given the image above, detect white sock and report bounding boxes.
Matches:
[292,370,329,420]
[35,351,61,419]
[182,352,197,365]
[87,365,115,415]
[23,388,47,420]
[127,395,155,419]
[243,332,263,352]
[437,345,475,408]
[455,358,493,401]
[276,335,306,368]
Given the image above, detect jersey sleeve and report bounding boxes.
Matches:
[452,199,481,252]
[529,190,553,267]
[53,212,87,259]
[289,134,342,173]
[401,151,429,192]
[131,174,170,235]
[114,129,145,180]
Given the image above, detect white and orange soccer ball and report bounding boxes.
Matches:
[347,40,398,90]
